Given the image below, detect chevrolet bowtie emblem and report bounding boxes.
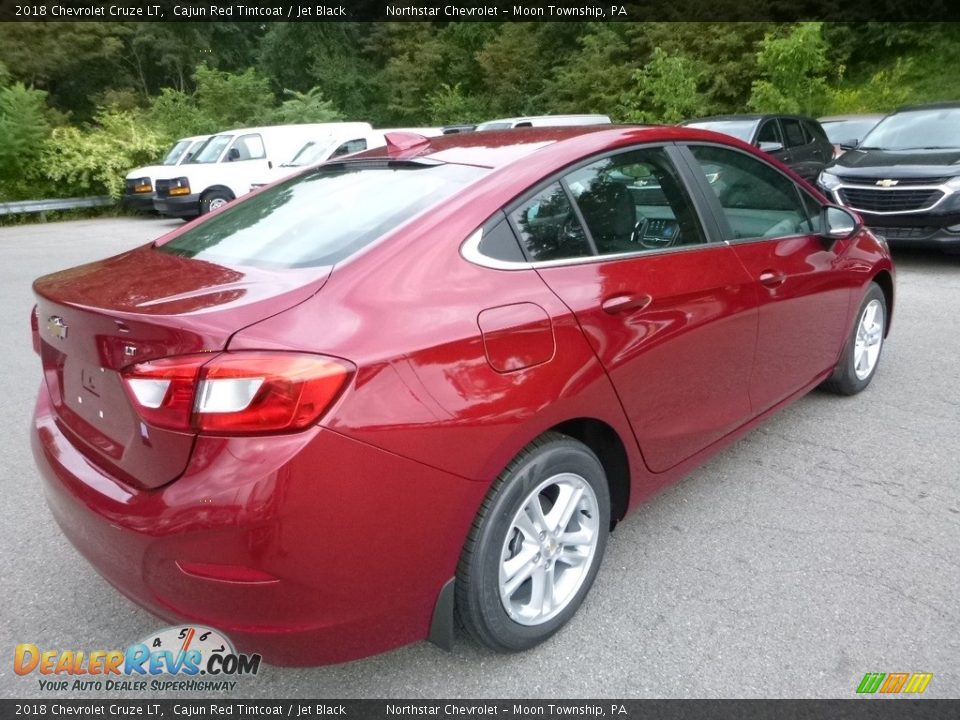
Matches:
[876,179,899,187]
[46,315,68,340]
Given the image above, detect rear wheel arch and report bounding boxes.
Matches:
[549,418,630,527]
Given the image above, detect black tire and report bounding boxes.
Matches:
[822,282,887,395]
[200,189,233,215]
[456,432,610,652]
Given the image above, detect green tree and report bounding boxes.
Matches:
[193,64,276,128]
[269,87,343,124]
[0,82,51,199]
[426,83,487,125]
[748,23,830,115]
[624,47,706,124]
[41,107,168,198]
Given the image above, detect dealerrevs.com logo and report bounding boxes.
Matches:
[15,625,261,692]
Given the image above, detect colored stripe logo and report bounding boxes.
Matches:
[857,672,932,694]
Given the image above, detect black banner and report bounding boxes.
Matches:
[0,0,959,22]
[0,700,958,719]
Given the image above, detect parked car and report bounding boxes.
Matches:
[248,123,379,189]
[475,114,611,130]
[152,123,359,218]
[121,135,208,211]
[31,125,893,666]
[681,114,833,182]
[818,113,885,157]
[818,102,960,253]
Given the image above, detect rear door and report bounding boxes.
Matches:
[513,145,759,473]
[679,142,851,413]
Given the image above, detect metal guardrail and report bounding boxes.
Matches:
[0,196,114,219]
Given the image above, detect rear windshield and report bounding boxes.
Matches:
[860,108,960,150]
[685,120,759,143]
[163,140,193,166]
[189,135,232,164]
[157,162,487,268]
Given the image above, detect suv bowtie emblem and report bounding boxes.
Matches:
[876,179,899,187]
[46,316,68,341]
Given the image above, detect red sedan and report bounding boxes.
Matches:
[31,126,894,665]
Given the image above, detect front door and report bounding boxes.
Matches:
[680,143,851,413]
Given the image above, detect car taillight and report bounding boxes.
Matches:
[30,305,40,354]
[121,352,353,435]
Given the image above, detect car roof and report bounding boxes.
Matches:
[818,114,885,122]
[895,101,960,112]
[683,114,818,123]
[350,124,744,170]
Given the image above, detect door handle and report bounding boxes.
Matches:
[759,270,787,288]
[601,293,653,314]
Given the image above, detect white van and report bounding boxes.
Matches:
[475,114,612,131]
[249,124,381,190]
[152,123,368,218]
[121,135,208,211]
[248,126,444,191]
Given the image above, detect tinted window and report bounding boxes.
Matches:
[563,147,705,254]
[688,145,814,240]
[802,119,828,143]
[510,183,591,262]
[781,119,807,148]
[158,163,486,268]
[757,120,783,145]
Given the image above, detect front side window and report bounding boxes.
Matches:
[757,120,783,145]
[331,139,368,158]
[226,134,265,162]
[563,147,705,254]
[688,145,815,241]
[781,119,807,148]
[158,162,487,268]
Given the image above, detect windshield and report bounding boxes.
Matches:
[162,140,193,166]
[189,134,233,164]
[283,139,335,167]
[821,119,881,144]
[860,108,960,150]
[158,162,487,268]
[684,120,759,143]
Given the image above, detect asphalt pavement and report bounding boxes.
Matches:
[0,216,957,699]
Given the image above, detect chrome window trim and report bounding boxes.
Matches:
[830,183,952,215]
[460,227,722,271]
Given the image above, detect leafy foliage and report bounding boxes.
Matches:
[624,47,705,124]
[270,87,343,124]
[0,82,50,200]
[748,23,831,115]
[40,109,168,198]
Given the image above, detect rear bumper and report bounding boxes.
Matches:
[153,193,201,218]
[31,384,485,665]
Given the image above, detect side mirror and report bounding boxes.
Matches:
[226,147,241,162]
[839,138,860,151]
[757,141,784,153]
[821,205,860,241]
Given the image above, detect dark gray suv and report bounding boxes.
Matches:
[681,114,834,183]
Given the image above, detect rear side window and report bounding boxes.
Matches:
[158,163,486,268]
[757,120,782,145]
[802,119,828,143]
[510,182,592,262]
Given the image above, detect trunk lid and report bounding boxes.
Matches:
[34,244,330,489]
